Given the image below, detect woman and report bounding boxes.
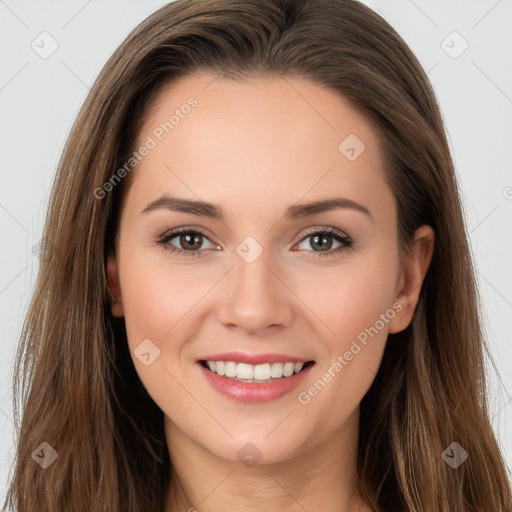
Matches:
[4,0,511,510]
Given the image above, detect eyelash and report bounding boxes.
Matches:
[156,226,353,259]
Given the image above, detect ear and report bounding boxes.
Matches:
[106,251,124,318]
[388,225,434,334]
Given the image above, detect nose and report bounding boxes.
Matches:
[215,248,294,335]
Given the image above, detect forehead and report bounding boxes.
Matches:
[129,71,391,219]
[143,71,376,152]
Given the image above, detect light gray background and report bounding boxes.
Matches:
[1,0,511,500]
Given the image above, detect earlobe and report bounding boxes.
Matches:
[388,225,434,334]
[106,252,124,318]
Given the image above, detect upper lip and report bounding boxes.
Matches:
[197,351,314,365]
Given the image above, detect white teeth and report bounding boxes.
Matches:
[204,359,308,382]
[283,362,294,377]
[216,361,225,376]
[225,361,237,378]
[237,363,254,380]
[270,362,283,378]
[253,363,270,380]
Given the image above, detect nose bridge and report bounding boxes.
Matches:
[215,237,294,333]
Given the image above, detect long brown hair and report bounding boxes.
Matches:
[3,0,511,510]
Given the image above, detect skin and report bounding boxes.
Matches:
[107,71,434,512]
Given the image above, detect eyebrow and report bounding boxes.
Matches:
[140,194,373,222]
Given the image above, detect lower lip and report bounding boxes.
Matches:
[197,362,314,404]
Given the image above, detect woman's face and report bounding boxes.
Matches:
[107,71,430,465]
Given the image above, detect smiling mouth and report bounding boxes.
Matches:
[199,359,315,383]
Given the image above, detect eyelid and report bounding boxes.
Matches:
[163,225,217,243]
[297,226,350,242]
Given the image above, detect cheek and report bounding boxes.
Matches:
[299,252,399,345]
[118,243,213,346]
[120,266,171,344]
[292,252,397,425]
[116,249,211,413]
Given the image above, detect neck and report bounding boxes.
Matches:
[163,408,370,512]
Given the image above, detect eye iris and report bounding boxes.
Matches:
[180,232,202,251]
[311,233,332,251]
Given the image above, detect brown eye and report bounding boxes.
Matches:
[157,227,216,256]
[296,228,353,257]
[178,232,203,251]
[309,233,334,251]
